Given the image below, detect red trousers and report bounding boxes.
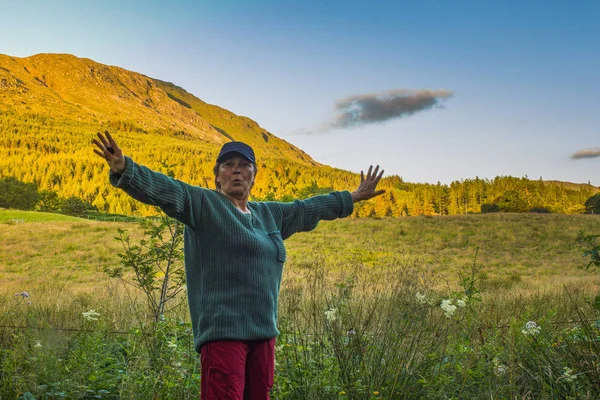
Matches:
[200,338,276,400]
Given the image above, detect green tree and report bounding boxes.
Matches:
[481,203,500,213]
[496,190,528,212]
[61,196,94,217]
[0,176,39,210]
[104,214,186,322]
[36,189,63,212]
[585,194,600,214]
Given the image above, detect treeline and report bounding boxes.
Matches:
[0,111,598,218]
[0,176,95,217]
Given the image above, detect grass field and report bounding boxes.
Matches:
[2,210,600,399]
[2,209,599,291]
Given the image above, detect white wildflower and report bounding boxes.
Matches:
[440,299,457,318]
[324,308,337,323]
[561,366,577,383]
[521,321,541,335]
[34,340,42,348]
[166,341,177,349]
[415,292,427,304]
[493,357,506,376]
[456,299,466,308]
[82,309,101,321]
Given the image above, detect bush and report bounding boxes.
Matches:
[0,177,39,210]
[481,203,500,213]
[36,190,63,212]
[60,196,95,217]
[496,190,528,212]
[585,194,600,214]
[529,207,551,213]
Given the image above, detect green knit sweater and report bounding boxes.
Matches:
[110,157,354,351]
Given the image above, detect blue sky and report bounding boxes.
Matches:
[2,0,599,185]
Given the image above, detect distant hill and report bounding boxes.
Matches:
[543,180,599,193]
[0,53,315,165]
[0,53,595,217]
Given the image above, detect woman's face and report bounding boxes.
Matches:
[216,155,256,200]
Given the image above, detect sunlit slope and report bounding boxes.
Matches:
[0,53,318,164]
[0,53,595,217]
[154,79,317,165]
[0,53,360,215]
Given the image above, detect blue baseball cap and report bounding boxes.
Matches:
[216,141,256,163]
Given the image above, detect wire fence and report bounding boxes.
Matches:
[0,319,590,337]
[0,324,130,335]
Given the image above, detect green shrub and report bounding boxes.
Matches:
[480,203,500,213]
[60,196,95,217]
[0,177,39,210]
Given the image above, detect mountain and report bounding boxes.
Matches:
[0,53,363,216]
[0,53,595,217]
[0,53,315,164]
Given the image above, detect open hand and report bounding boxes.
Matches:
[351,165,385,203]
[92,131,126,174]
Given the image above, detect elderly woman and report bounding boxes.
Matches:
[93,131,384,400]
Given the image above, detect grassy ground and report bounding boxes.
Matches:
[0,209,141,292]
[286,213,600,292]
[2,210,600,399]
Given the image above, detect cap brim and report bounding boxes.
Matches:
[217,151,254,163]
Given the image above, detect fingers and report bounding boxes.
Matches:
[365,189,386,200]
[105,131,119,152]
[93,148,107,159]
[375,167,384,182]
[92,138,107,153]
[96,132,110,149]
[92,138,111,158]
[364,165,384,181]
[93,131,121,157]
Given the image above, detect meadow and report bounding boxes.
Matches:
[1,209,600,399]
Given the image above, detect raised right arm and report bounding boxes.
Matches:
[93,132,201,228]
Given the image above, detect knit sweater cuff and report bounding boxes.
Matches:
[109,156,135,189]
[337,190,354,217]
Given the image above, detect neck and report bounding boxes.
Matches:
[221,192,249,211]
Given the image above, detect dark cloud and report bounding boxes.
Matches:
[572,148,600,159]
[332,89,452,129]
[290,88,453,136]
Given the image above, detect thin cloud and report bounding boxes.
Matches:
[572,148,600,159]
[295,89,453,135]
